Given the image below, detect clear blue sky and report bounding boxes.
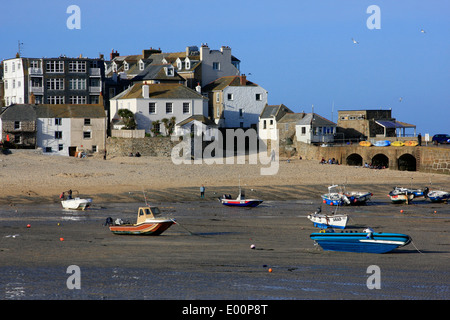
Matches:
[1,0,449,136]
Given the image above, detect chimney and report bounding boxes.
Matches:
[142,84,149,99]
[240,74,246,86]
[195,83,201,94]
[110,49,119,60]
[29,92,36,104]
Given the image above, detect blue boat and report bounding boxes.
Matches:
[310,229,411,254]
[426,190,450,203]
[321,185,372,206]
[373,140,390,147]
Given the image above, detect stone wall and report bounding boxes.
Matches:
[106,136,178,157]
[419,146,450,175]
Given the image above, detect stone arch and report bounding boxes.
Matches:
[371,153,389,168]
[398,153,416,171]
[346,153,363,166]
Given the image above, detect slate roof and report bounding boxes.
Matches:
[1,104,106,120]
[296,113,336,126]
[202,76,258,92]
[132,64,184,82]
[116,83,207,100]
[260,104,293,120]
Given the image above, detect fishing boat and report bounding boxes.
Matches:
[220,189,263,207]
[321,185,372,206]
[310,228,412,254]
[391,141,404,147]
[108,206,174,235]
[359,141,372,147]
[373,140,390,147]
[426,190,450,203]
[388,186,428,204]
[60,190,92,210]
[307,207,348,229]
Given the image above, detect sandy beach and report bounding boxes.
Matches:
[0,151,448,205]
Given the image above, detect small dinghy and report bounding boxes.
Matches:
[60,190,92,210]
[307,207,348,229]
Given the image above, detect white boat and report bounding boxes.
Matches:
[60,190,92,210]
[321,185,372,206]
[426,190,450,203]
[307,207,348,229]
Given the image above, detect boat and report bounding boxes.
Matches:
[321,185,372,206]
[391,141,404,147]
[310,228,412,254]
[404,140,418,147]
[60,190,92,210]
[373,140,390,147]
[388,186,428,204]
[108,206,174,235]
[426,190,450,203]
[359,141,372,147]
[307,207,348,229]
[220,189,263,207]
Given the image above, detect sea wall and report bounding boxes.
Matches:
[106,136,178,157]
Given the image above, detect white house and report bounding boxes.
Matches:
[294,113,336,144]
[110,83,208,136]
[203,75,268,129]
[35,104,107,156]
[258,104,293,140]
[2,57,26,106]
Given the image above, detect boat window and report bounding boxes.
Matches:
[151,207,160,215]
[144,208,151,216]
[139,209,144,216]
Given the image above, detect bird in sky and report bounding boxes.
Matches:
[352,38,359,44]
[399,97,403,102]
[420,29,426,33]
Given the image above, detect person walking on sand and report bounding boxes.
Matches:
[200,185,205,198]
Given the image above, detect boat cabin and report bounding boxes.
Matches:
[137,206,161,224]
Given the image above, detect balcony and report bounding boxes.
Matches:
[30,86,44,94]
[89,68,101,77]
[89,86,102,93]
[28,67,43,75]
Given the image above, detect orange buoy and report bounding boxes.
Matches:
[268,268,273,273]
[60,237,64,241]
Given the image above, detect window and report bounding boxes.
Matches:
[14,121,20,130]
[58,144,64,151]
[256,93,262,101]
[69,61,86,73]
[90,96,99,104]
[45,147,52,153]
[139,61,144,70]
[31,78,42,88]
[301,126,306,135]
[153,122,160,134]
[89,78,100,87]
[92,145,97,152]
[239,109,243,118]
[124,62,129,71]
[12,62,15,72]
[4,80,7,89]
[30,60,40,69]
[263,120,267,129]
[55,118,62,126]
[69,79,86,90]
[69,96,87,104]
[84,118,91,125]
[227,93,233,100]
[149,102,156,114]
[216,93,220,102]
[4,63,7,73]
[83,131,91,139]
[47,78,64,90]
[48,96,65,104]
[46,61,64,73]
[183,102,190,114]
[166,102,173,114]
[55,131,62,139]
[212,62,220,70]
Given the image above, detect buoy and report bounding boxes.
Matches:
[57,223,60,226]
[250,244,255,249]
[400,210,404,213]
[434,210,437,214]
[26,224,31,228]
[60,237,64,241]
[268,268,273,273]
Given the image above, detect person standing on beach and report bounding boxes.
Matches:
[418,133,422,146]
[200,185,205,198]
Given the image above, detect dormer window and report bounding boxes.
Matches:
[176,58,182,70]
[139,61,145,71]
[112,62,117,72]
[185,58,190,70]
[165,66,174,76]
[124,62,129,71]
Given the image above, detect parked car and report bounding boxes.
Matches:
[432,134,450,144]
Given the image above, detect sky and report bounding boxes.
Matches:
[1,0,449,136]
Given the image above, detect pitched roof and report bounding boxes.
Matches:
[117,83,207,100]
[176,115,217,127]
[278,112,306,123]
[297,113,336,126]
[132,64,184,82]
[202,76,258,92]
[0,104,36,120]
[260,104,293,120]
[35,104,106,118]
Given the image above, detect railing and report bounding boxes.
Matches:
[30,86,44,94]
[89,68,101,77]
[89,86,102,93]
[28,67,43,75]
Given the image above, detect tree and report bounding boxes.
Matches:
[118,109,137,130]
[161,116,176,136]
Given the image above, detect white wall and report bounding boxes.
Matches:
[3,58,25,105]
[36,117,71,156]
[200,46,240,86]
[221,86,267,128]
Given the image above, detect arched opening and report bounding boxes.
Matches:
[346,153,363,166]
[371,154,389,168]
[398,154,416,171]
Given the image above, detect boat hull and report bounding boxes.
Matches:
[427,191,450,203]
[221,199,263,207]
[109,220,174,235]
[310,232,411,254]
[61,198,92,210]
[321,192,371,206]
[307,214,348,229]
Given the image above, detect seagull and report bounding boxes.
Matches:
[352,38,359,44]
[399,97,403,102]
[420,29,426,34]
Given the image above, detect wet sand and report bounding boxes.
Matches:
[0,152,449,301]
